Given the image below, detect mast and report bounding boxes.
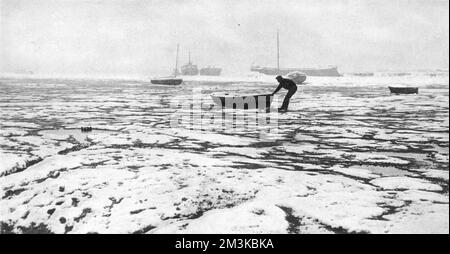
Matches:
[277,29,280,73]
[188,51,191,64]
[174,44,179,77]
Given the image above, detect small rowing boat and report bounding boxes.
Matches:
[211,92,273,110]
[388,86,419,94]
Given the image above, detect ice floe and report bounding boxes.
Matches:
[0,76,448,234]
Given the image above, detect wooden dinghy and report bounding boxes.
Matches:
[211,92,274,110]
[389,86,419,94]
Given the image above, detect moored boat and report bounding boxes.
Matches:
[351,72,374,76]
[211,92,273,110]
[151,44,183,85]
[251,65,341,77]
[388,86,419,94]
[151,78,183,85]
[251,30,340,77]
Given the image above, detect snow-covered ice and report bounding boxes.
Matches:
[0,73,448,234]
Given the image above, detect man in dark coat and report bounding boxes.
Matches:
[271,75,297,111]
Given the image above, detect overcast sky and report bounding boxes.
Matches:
[1,0,448,76]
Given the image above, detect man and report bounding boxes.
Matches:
[271,75,297,111]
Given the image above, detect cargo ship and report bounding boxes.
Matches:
[199,66,222,76]
[180,52,199,75]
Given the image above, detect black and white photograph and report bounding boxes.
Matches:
[0,0,448,237]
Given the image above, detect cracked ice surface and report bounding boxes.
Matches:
[0,75,448,234]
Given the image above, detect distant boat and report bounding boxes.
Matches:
[251,65,341,77]
[150,78,183,85]
[200,66,222,76]
[251,30,340,78]
[389,86,419,94]
[151,44,183,85]
[351,72,374,77]
[211,92,273,110]
[386,72,411,77]
[180,52,199,75]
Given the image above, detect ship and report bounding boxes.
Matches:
[251,30,341,77]
[250,65,341,77]
[199,66,222,76]
[389,86,419,94]
[180,52,199,75]
[351,72,374,77]
[150,77,183,85]
[151,44,183,85]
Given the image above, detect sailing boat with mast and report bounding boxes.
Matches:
[151,44,183,85]
[251,30,340,78]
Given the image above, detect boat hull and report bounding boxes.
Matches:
[389,86,419,94]
[211,93,273,110]
[151,78,183,85]
[251,66,341,77]
[352,72,374,76]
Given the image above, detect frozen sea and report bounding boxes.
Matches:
[0,72,448,234]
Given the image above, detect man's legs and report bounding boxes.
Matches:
[280,87,297,110]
